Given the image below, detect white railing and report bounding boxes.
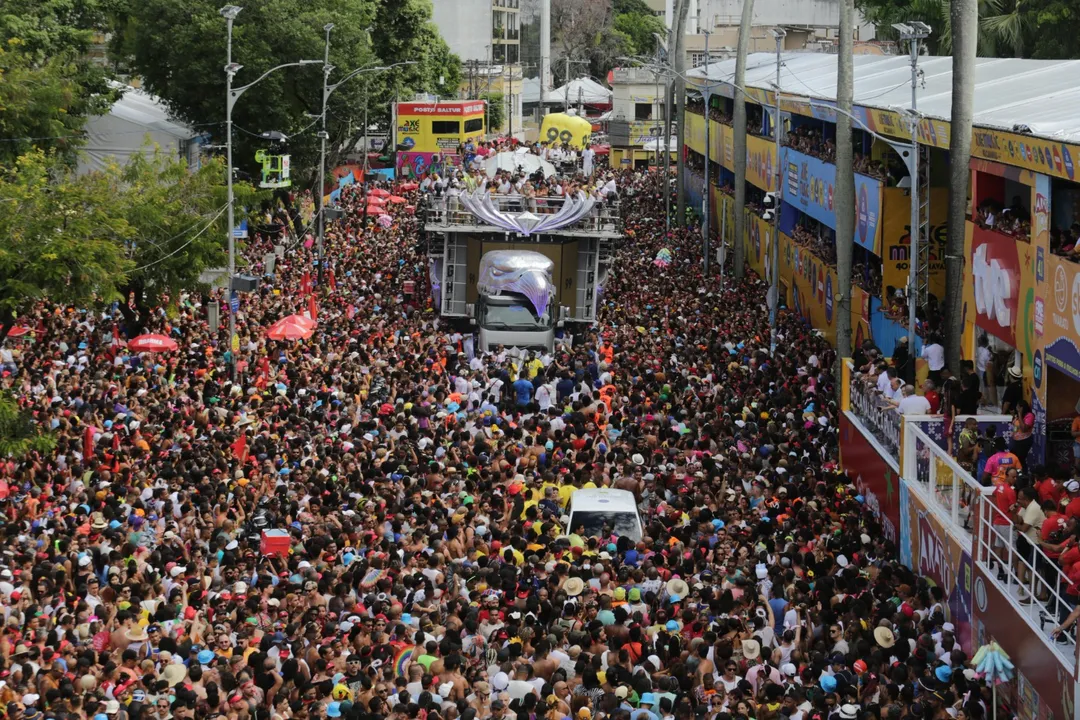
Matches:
[902,421,990,532]
[849,371,903,459]
[423,194,622,234]
[974,493,1077,660]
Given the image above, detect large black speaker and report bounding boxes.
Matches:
[231,274,259,293]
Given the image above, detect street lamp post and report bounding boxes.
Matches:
[893,21,930,349]
[702,29,711,275]
[221,4,320,378]
[316,26,415,278]
[767,28,785,356]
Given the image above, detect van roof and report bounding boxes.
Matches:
[569,488,639,513]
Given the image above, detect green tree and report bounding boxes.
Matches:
[110,0,460,181]
[480,93,506,133]
[0,0,120,165]
[0,151,133,341]
[0,391,55,459]
[613,11,667,57]
[109,150,260,335]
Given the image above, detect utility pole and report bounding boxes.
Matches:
[834,0,855,362]
[894,22,931,349]
[946,0,976,373]
[732,0,755,278]
[673,0,689,227]
[317,23,332,282]
[768,28,783,355]
[702,28,712,273]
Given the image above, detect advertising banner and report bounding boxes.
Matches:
[971,562,1077,720]
[839,413,901,543]
[971,225,1023,348]
[898,483,974,652]
[780,147,884,254]
[745,134,777,192]
[880,187,948,300]
[684,112,706,156]
[396,152,462,179]
[1044,253,1080,382]
[971,128,1078,182]
[744,211,770,279]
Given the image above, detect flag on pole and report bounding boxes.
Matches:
[308,294,318,321]
[231,433,249,464]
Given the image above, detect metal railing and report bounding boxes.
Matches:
[424,194,622,235]
[902,421,991,531]
[974,493,1077,659]
[849,371,903,459]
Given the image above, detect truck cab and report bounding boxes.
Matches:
[475,292,556,354]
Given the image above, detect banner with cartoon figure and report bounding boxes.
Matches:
[880,188,948,301]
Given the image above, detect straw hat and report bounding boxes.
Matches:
[163,663,188,687]
[874,626,896,648]
[126,627,149,643]
[665,578,690,600]
[564,577,585,597]
[742,639,761,660]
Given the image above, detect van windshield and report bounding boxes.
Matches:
[568,511,641,542]
[479,294,552,330]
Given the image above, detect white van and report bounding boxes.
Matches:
[565,488,644,542]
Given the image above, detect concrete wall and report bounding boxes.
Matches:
[431,0,492,62]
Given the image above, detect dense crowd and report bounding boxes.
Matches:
[0,157,1005,720]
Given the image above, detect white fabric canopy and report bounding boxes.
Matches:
[687,52,1080,145]
[551,77,612,106]
[77,81,198,175]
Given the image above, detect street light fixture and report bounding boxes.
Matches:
[315,25,417,276]
[221,3,320,378]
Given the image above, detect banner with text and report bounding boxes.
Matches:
[880,187,948,301]
[780,147,884,254]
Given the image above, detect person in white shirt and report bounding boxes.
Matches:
[921,335,945,384]
[895,385,932,414]
[582,146,595,176]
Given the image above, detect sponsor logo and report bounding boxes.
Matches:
[1064,145,1075,180]
[857,185,870,246]
[1072,271,1080,337]
[974,576,987,613]
[1034,349,1043,389]
[825,273,834,323]
[1056,264,1069,312]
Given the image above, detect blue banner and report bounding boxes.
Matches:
[337,173,354,189]
[780,147,883,253]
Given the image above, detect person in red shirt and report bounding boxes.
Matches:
[1064,480,1080,519]
[923,379,941,414]
[1036,471,1063,506]
[990,479,1017,580]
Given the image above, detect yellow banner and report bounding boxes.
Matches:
[746,134,777,192]
[970,129,1078,181]
[684,112,706,156]
[778,233,871,348]
[879,187,948,304]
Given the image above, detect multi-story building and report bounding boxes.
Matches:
[431,0,548,138]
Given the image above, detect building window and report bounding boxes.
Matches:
[635,103,652,120]
[431,120,461,134]
[464,118,483,133]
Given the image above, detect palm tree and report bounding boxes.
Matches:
[979,0,1033,57]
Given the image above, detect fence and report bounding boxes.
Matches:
[849,369,903,459]
[974,493,1076,657]
[902,421,991,532]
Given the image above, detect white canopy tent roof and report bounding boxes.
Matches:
[550,77,612,106]
[687,52,1080,144]
[77,81,199,175]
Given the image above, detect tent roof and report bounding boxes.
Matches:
[104,81,193,139]
[687,52,1080,144]
[550,76,612,105]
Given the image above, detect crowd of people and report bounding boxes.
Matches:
[0,151,1010,720]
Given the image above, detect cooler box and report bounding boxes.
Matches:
[260,529,290,558]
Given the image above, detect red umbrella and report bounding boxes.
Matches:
[266,314,316,341]
[367,206,388,216]
[127,334,178,352]
[369,188,391,198]
[405,205,416,215]
[388,195,407,204]
[367,195,387,206]
[399,182,418,192]
[6,327,33,338]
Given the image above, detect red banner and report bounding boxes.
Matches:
[839,413,900,543]
[971,226,1021,348]
[971,562,1077,720]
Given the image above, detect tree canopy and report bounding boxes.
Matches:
[0,0,120,166]
[107,0,461,182]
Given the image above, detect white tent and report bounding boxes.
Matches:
[550,77,612,106]
[77,81,201,175]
